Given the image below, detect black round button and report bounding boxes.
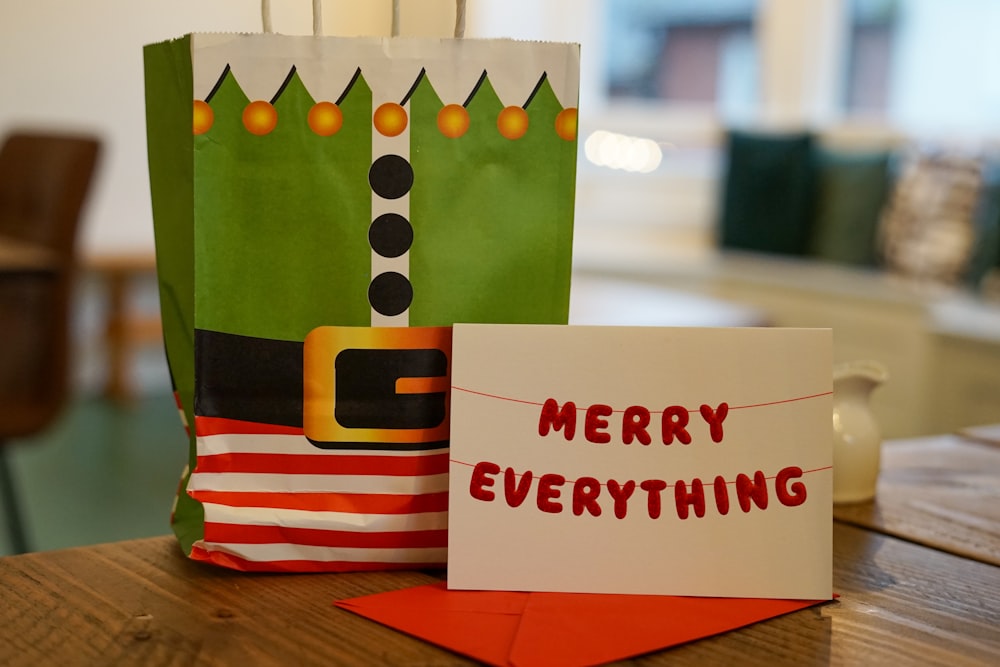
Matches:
[368,271,413,316]
[369,213,413,258]
[369,155,413,200]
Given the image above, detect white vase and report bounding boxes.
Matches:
[832,360,888,504]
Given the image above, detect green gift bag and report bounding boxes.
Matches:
[144,28,578,572]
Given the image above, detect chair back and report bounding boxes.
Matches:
[0,131,101,438]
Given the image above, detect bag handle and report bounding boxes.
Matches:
[392,1,466,37]
[260,0,324,35]
[261,0,466,38]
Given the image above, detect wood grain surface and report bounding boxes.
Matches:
[833,435,1000,566]
[958,423,1000,447]
[1,523,998,666]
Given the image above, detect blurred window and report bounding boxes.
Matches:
[606,0,1000,136]
[605,0,758,117]
[843,0,897,115]
[845,0,1000,134]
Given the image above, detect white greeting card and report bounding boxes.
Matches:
[447,324,832,600]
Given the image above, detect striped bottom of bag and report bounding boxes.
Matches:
[186,416,449,572]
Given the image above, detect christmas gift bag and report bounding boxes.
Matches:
[143,11,579,572]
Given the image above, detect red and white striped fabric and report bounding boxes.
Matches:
[185,416,449,572]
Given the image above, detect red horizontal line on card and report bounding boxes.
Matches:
[448,458,832,488]
[451,386,832,413]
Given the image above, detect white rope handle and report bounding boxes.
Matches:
[261,0,465,38]
[313,0,323,36]
[392,0,467,38]
[261,0,273,33]
[454,0,467,39]
[391,0,401,37]
[261,0,324,36]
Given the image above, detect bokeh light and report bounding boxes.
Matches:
[584,130,663,173]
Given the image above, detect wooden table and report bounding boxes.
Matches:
[833,433,1000,567]
[2,432,999,666]
[958,422,1000,447]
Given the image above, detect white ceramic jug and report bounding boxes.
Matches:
[832,360,889,504]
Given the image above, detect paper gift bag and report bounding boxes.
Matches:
[144,32,579,572]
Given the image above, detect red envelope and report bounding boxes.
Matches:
[335,582,828,666]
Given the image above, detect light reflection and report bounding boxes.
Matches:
[584,130,663,173]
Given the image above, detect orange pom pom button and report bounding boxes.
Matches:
[243,100,278,136]
[308,101,344,136]
[555,107,578,141]
[497,106,529,140]
[437,104,470,138]
[374,102,408,137]
[193,100,214,135]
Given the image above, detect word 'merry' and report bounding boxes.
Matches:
[538,398,730,445]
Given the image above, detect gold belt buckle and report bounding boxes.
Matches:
[303,326,452,449]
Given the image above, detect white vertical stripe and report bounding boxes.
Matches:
[370,101,411,327]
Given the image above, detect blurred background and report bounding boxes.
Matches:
[1,0,999,556]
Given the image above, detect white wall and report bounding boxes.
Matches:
[6,1,1000,258]
[467,0,603,114]
[0,0,461,258]
[0,0,727,260]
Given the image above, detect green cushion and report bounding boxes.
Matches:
[809,148,891,266]
[965,162,1000,288]
[718,131,817,256]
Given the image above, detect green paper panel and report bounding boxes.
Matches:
[143,36,203,553]
[193,68,373,340]
[408,75,577,326]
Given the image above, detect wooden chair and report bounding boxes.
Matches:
[0,131,101,553]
